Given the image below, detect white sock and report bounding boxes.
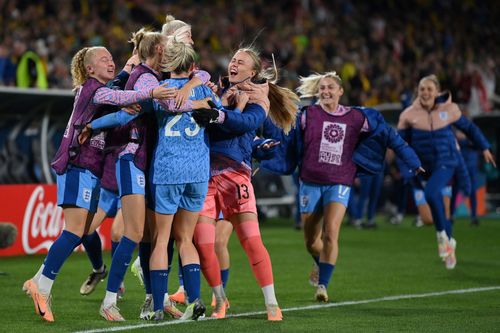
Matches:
[163,293,169,305]
[33,264,45,284]
[212,284,226,300]
[146,293,152,300]
[437,230,448,241]
[103,291,117,307]
[261,284,278,306]
[38,274,54,295]
[93,264,105,273]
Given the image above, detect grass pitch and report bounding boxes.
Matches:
[1,216,499,332]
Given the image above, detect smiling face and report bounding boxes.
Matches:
[318,76,343,107]
[417,79,439,110]
[228,50,257,84]
[87,48,115,84]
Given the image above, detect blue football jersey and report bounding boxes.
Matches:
[151,78,219,184]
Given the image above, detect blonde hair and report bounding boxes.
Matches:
[296,72,343,98]
[237,47,299,134]
[163,39,197,74]
[161,14,190,36]
[70,46,107,88]
[130,28,166,63]
[419,74,440,91]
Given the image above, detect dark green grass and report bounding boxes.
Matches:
[1,217,499,332]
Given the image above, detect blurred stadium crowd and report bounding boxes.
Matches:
[0,0,498,111]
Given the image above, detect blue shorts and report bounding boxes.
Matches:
[413,186,452,206]
[57,166,100,213]
[150,182,208,215]
[116,157,146,197]
[98,188,121,217]
[299,181,351,213]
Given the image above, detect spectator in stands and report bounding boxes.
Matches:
[0,42,16,86]
[0,0,497,110]
[13,40,48,89]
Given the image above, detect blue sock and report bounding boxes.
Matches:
[111,241,119,258]
[444,219,453,238]
[139,242,152,294]
[150,270,168,311]
[106,236,137,293]
[82,231,103,271]
[312,255,320,266]
[182,263,200,303]
[167,239,175,269]
[318,262,335,288]
[221,269,230,289]
[178,255,184,287]
[42,230,81,280]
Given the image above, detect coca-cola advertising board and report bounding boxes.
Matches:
[0,184,113,256]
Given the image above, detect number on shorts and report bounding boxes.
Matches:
[165,114,200,137]
[237,184,250,199]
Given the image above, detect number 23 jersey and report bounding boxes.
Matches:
[151,78,216,185]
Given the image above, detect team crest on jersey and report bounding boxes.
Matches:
[82,188,92,202]
[136,174,146,188]
[439,111,448,121]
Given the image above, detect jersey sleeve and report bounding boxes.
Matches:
[93,86,151,106]
[218,103,267,135]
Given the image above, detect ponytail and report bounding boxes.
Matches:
[70,47,90,88]
[268,83,299,134]
[130,28,165,62]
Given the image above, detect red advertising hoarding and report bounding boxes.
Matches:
[0,184,112,257]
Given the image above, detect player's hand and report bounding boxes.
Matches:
[123,103,141,115]
[78,124,92,145]
[192,108,222,126]
[123,53,140,73]
[175,84,192,108]
[221,87,237,107]
[483,149,497,168]
[191,98,211,110]
[205,81,220,94]
[259,139,281,150]
[152,82,177,100]
[235,90,249,110]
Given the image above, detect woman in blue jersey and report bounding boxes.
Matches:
[22,45,173,323]
[83,39,213,321]
[80,30,188,321]
[397,74,496,269]
[192,46,299,321]
[260,71,422,303]
[146,40,218,321]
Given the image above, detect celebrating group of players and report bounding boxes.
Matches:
[22,13,495,324]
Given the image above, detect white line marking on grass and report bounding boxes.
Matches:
[72,286,500,333]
